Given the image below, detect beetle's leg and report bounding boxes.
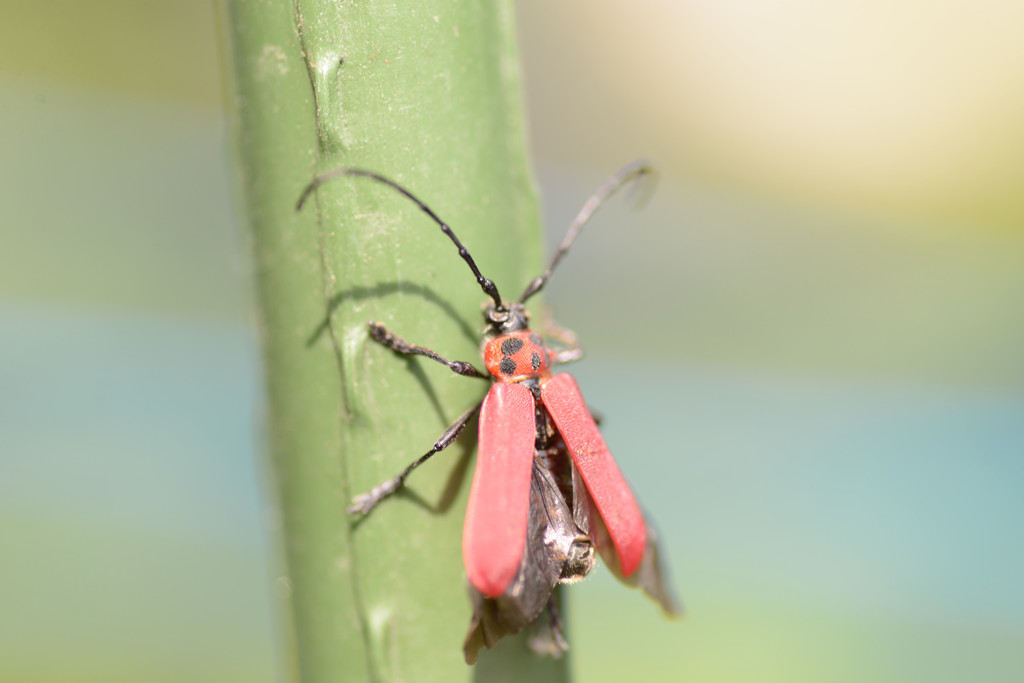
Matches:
[369,321,488,379]
[548,347,583,366]
[523,589,572,659]
[349,402,481,515]
[547,591,568,651]
[542,315,584,366]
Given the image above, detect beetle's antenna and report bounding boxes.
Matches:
[519,161,654,304]
[297,168,505,312]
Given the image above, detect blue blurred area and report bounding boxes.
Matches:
[566,358,1024,682]
[0,306,277,682]
[1,306,262,543]
[579,360,1024,629]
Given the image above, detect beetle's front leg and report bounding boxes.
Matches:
[369,321,488,379]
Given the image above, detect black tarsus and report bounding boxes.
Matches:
[296,168,505,312]
[519,160,655,304]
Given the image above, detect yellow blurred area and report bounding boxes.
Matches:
[4,0,1020,230]
[520,0,1024,229]
[0,0,221,107]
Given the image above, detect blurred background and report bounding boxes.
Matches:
[2,1,1022,681]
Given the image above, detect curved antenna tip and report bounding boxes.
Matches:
[519,160,657,304]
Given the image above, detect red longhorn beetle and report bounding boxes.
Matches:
[297,162,680,663]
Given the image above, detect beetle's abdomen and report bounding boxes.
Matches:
[484,330,550,381]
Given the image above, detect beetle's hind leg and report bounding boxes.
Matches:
[349,402,481,515]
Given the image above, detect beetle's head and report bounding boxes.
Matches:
[484,301,529,336]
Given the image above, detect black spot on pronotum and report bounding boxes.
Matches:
[499,357,517,375]
[531,353,542,371]
[501,337,524,356]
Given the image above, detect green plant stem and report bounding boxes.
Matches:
[220,1,570,681]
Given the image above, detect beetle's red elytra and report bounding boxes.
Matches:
[464,381,535,597]
[298,162,680,664]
